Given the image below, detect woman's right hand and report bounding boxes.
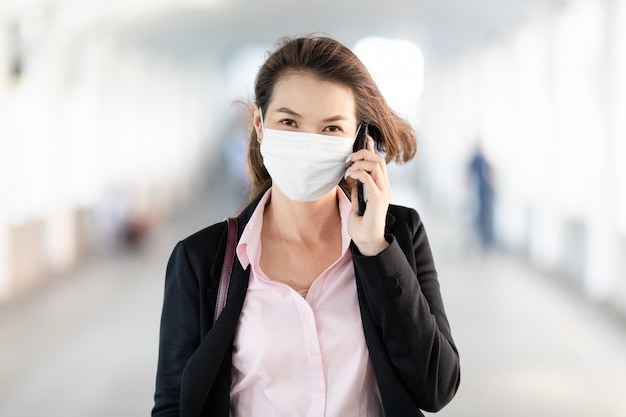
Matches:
[345,136,391,256]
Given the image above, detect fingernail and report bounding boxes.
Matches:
[345,154,353,163]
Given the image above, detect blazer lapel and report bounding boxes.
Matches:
[180,258,250,417]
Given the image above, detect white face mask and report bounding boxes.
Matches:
[259,111,357,202]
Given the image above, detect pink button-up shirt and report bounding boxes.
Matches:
[231,187,383,417]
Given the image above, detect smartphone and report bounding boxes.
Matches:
[354,124,368,216]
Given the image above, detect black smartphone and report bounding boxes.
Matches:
[354,124,368,216]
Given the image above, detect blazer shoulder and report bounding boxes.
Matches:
[172,220,229,270]
[388,203,422,227]
[182,221,227,247]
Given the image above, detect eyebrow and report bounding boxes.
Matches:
[274,107,349,123]
[275,107,300,117]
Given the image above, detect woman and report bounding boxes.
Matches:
[152,35,460,417]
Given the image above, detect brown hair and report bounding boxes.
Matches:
[246,34,417,201]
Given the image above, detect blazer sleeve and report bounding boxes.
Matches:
[352,207,460,412]
[152,240,203,417]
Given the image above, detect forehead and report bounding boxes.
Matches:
[268,71,356,117]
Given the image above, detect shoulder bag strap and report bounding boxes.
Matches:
[214,217,238,324]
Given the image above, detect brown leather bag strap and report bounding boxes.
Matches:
[214,217,238,324]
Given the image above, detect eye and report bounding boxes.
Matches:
[279,119,297,128]
[323,125,343,133]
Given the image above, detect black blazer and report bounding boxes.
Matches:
[152,193,460,417]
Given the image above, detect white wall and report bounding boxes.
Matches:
[0,6,226,302]
[420,0,625,313]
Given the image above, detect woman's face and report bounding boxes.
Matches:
[255,71,358,139]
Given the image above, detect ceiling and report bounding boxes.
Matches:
[8,0,572,63]
[116,0,571,62]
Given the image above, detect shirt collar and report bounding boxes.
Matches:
[236,186,353,269]
[236,188,272,269]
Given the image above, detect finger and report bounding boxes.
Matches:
[346,163,384,188]
[345,167,382,193]
[345,158,391,200]
[348,152,385,169]
[349,182,359,213]
[346,155,387,181]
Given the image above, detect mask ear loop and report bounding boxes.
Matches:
[354,124,362,140]
[258,107,265,143]
[259,107,265,132]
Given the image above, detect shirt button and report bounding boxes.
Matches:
[313,385,324,394]
[309,350,319,357]
[303,311,312,319]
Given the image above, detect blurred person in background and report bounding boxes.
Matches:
[94,187,156,251]
[152,35,460,417]
[468,141,495,251]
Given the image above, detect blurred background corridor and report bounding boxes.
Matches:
[1,0,626,415]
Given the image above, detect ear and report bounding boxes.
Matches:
[253,104,263,142]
